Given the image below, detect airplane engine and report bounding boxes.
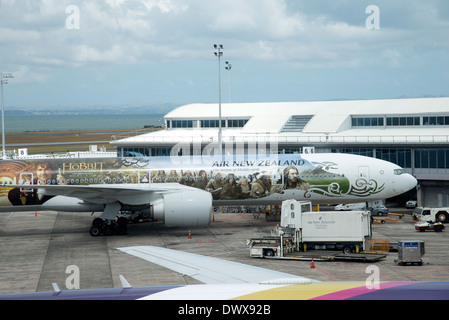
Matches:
[152,188,212,227]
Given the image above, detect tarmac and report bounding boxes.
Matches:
[1,208,449,295]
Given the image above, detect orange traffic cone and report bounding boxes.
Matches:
[212,214,215,222]
[310,258,316,269]
[188,231,192,239]
[35,212,38,217]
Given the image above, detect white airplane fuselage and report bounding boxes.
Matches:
[0,153,417,229]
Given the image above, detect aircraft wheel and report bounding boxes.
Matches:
[103,225,114,236]
[343,246,353,254]
[436,212,448,223]
[92,218,104,227]
[89,225,102,237]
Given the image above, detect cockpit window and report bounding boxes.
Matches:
[394,169,406,175]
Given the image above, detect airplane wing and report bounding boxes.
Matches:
[3,183,189,204]
[2,245,449,300]
[117,246,317,285]
[1,183,212,228]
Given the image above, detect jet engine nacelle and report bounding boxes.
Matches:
[152,188,212,227]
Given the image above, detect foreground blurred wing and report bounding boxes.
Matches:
[118,246,317,285]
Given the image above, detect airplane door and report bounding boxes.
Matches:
[358,166,370,181]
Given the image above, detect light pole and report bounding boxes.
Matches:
[225,61,232,103]
[214,44,223,156]
[1,73,13,159]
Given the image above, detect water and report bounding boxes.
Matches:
[3,114,164,133]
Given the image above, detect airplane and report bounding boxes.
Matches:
[0,153,417,236]
[0,245,448,300]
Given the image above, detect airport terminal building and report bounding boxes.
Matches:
[111,97,449,207]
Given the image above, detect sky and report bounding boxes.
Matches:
[1,0,449,109]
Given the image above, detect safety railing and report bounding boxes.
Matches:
[111,132,449,145]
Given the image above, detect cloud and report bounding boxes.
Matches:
[74,44,124,64]
[209,0,304,40]
[2,0,448,68]
[1,0,448,104]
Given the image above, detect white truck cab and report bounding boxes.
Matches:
[413,207,449,223]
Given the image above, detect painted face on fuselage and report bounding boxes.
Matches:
[37,165,52,184]
[287,168,298,183]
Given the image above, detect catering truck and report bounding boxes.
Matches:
[248,200,372,257]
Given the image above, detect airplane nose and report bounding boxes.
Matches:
[408,173,417,188]
[402,173,418,193]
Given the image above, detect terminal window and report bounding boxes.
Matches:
[423,116,449,126]
[201,120,226,128]
[415,149,449,169]
[352,117,384,127]
[227,119,249,128]
[386,117,420,126]
[334,148,449,170]
[123,148,150,157]
[170,120,193,128]
[352,115,449,128]
[376,149,412,168]
[333,148,411,168]
[151,147,172,157]
[201,119,247,128]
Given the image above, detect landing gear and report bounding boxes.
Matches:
[88,206,153,237]
[89,217,128,237]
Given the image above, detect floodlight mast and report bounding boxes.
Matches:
[214,44,223,156]
[1,73,13,160]
[225,61,232,103]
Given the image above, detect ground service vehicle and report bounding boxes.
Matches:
[248,200,372,257]
[413,207,449,223]
[396,240,425,266]
[414,221,445,232]
[406,200,418,209]
[370,206,389,216]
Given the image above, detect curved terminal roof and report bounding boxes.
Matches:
[113,97,449,146]
[165,98,449,133]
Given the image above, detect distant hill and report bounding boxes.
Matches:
[4,109,34,115]
[5,103,181,116]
